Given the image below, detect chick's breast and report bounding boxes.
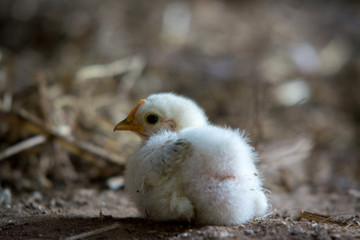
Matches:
[125,130,195,222]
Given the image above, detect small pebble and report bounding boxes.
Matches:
[181,232,189,237]
[106,176,125,190]
[331,234,342,239]
[0,188,12,208]
[31,191,43,202]
[244,229,254,235]
[218,231,230,238]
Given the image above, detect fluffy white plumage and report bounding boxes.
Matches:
[114,93,268,225]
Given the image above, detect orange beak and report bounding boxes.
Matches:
[113,99,148,137]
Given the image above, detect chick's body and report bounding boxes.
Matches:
[115,93,268,225]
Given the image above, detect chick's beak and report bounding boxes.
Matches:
[113,99,147,136]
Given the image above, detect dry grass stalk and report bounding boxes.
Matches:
[10,108,125,166]
[299,211,358,227]
[64,223,120,240]
[0,134,46,161]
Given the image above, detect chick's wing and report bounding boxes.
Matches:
[153,138,192,175]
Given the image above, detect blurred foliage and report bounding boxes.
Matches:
[0,0,359,193]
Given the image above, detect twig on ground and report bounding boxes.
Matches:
[0,134,47,161]
[36,73,52,127]
[12,108,125,165]
[64,223,120,240]
[75,55,140,82]
[299,211,357,227]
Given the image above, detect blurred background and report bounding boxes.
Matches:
[0,0,359,211]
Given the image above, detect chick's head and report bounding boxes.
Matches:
[114,93,209,138]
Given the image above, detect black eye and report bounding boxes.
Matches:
[146,114,159,124]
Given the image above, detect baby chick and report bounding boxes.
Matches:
[114,93,268,225]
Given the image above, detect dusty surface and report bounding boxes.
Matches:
[1,188,359,239]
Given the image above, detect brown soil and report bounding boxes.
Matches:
[1,188,359,239]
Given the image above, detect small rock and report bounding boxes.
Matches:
[181,232,189,237]
[331,234,342,239]
[244,229,254,235]
[31,191,43,202]
[49,198,66,208]
[106,176,125,190]
[218,231,230,238]
[0,188,12,208]
[99,210,113,219]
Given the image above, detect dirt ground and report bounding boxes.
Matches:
[1,187,359,239]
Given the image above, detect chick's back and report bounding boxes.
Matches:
[178,125,267,225]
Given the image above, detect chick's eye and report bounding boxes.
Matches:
[146,114,159,124]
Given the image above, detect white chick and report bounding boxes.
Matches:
[114,93,268,225]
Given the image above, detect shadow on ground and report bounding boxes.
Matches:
[1,214,359,240]
[1,216,189,240]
